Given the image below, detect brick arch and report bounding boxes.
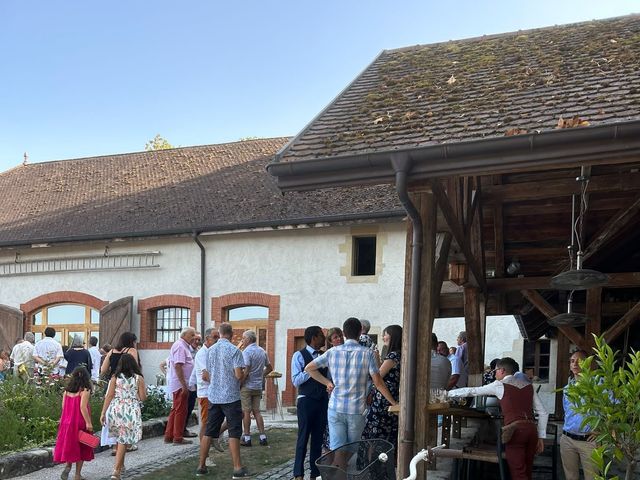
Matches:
[211,292,280,409]
[20,291,109,337]
[137,294,200,349]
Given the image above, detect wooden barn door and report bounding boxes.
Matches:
[0,305,24,351]
[99,297,133,347]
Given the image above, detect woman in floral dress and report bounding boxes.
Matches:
[100,353,146,480]
[362,324,402,449]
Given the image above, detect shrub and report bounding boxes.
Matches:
[141,385,172,420]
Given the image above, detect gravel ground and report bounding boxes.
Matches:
[11,413,299,480]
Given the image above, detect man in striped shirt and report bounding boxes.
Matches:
[305,317,398,451]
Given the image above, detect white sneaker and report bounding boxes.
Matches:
[205,457,217,467]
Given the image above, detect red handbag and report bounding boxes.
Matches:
[78,430,100,448]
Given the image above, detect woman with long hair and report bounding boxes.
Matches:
[361,324,402,448]
[53,366,94,480]
[100,353,146,480]
[100,332,140,380]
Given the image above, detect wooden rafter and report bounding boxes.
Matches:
[482,172,640,203]
[520,289,587,350]
[603,300,640,344]
[488,272,640,292]
[430,179,486,291]
[585,288,602,349]
[432,232,453,315]
[582,193,640,264]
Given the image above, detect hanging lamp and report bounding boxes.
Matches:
[550,167,609,290]
[548,291,588,326]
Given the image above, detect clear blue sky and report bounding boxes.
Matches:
[0,1,637,171]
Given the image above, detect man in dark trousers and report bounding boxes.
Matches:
[290,326,327,480]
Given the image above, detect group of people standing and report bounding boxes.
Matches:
[291,317,401,480]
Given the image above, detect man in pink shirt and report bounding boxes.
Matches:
[164,327,196,444]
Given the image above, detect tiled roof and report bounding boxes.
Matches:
[277,15,640,163]
[0,138,402,246]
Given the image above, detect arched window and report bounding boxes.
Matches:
[226,305,268,349]
[154,307,191,343]
[32,304,100,346]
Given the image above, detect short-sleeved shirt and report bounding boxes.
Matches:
[242,343,269,390]
[168,338,194,394]
[313,339,379,415]
[33,337,64,374]
[11,341,34,370]
[430,351,452,389]
[193,344,209,398]
[207,338,245,404]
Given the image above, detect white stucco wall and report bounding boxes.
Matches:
[0,221,408,384]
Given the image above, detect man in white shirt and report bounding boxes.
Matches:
[448,357,548,479]
[11,332,35,377]
[437,340,464,390]
[33,327,63,375]
[88,336,101,382]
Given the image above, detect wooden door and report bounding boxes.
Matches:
[0,305,24,352]
[99,297,133,347]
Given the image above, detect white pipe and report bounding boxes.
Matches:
[402,444,446,480]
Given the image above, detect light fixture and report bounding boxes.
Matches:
[506,258,521,276]
[548,291,588,327]
[550,167,608,290]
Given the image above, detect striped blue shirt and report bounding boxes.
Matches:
[312,339,379,415]
[206,338,245,404]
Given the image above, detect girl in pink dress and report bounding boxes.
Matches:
[53,366,94,480]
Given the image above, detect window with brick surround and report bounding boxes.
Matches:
[154,307,190,343]
[353,236,376,276]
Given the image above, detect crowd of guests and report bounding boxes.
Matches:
[0,321,600,480]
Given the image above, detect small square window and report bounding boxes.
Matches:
[353,236,376,276]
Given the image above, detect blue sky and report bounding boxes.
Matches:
[0,1,637,171]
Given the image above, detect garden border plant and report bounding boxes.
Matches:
[565,335,640,480]
[0,374,171,455]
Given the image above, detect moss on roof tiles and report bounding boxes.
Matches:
[281,15,640,162]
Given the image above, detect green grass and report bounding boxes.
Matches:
[137,428,298,479]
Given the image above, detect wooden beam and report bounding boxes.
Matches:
[603,300,640,344]
[430,179,486,291]
[520,289,587,350]
[493,204,505,277]
[483,171,640,203]
[555,331,570,418]
[432,233,453,316]
[488,272,640,292]
[585,288,602,350]
[582,194,640,264]
[464,286,484,384]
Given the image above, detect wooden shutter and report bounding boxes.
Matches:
[99,297,133,347]
[0,305,24,352]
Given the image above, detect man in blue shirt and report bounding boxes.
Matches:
[196,323,252,478]
[291,326,327,480]
[306,318,398,451]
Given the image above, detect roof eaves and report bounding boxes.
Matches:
[0,210,406,249]
[267,120,640,191]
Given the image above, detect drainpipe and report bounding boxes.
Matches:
[391,154,422,477]
[193,233,206,335]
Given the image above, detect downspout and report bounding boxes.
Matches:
[391,154,422,476]
[193,233,206,335]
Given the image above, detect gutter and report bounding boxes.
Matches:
[193,234,206,335]
[391,153,422,478]
[266,120,640,191]
[0,211,405,250]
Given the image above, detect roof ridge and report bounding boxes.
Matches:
[384,13,640,53]
[17,136,292,167]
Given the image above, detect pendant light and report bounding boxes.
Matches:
[548,291,588,327]
[550,167,609,290]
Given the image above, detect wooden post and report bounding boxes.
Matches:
[414,192,437,477]
[555,331,570,418]
[464,286,483,386]
[585,288,602,350]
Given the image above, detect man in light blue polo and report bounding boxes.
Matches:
[305,317,398,450]
[196,323,252,478]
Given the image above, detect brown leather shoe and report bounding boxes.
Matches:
[183,430,198,438]
[173,439,194,445]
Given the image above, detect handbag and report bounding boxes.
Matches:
[78,430,100,448]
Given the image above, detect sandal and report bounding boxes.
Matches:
[126,444,138,452]
[60,467,71,480]
[110,472,121,480]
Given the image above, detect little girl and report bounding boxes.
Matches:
[53,366,94,480]
[0,350,10,381]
